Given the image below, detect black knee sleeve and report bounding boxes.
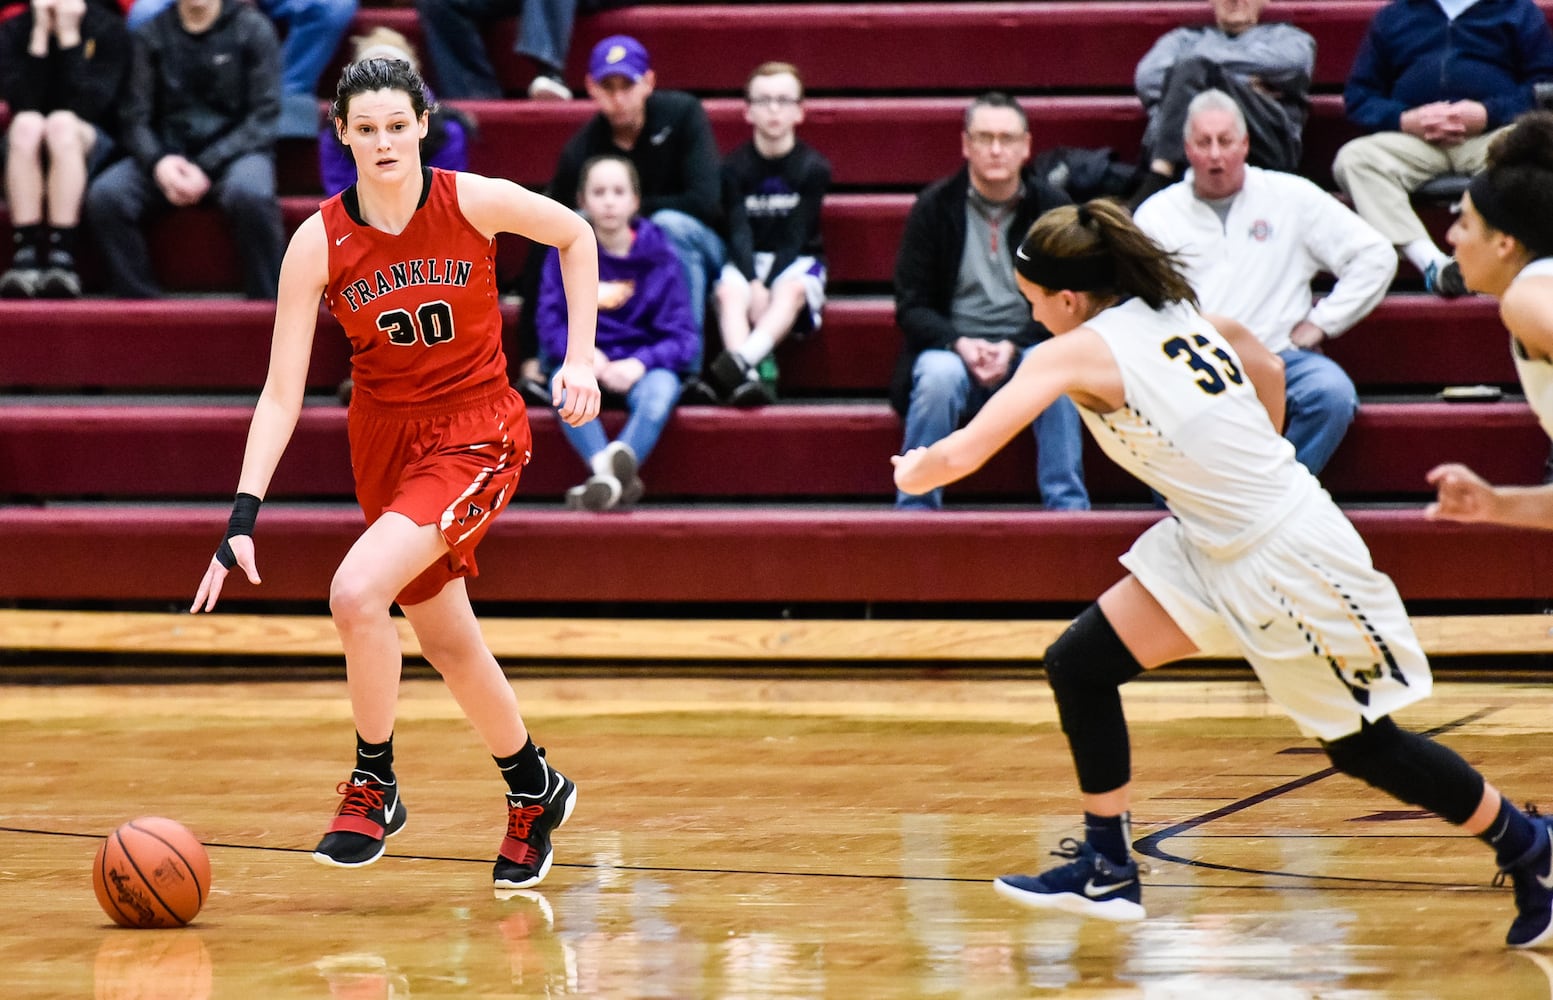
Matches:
[1321,717,1486,826]
[1043,604,1145,795]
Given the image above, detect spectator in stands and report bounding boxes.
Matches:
[318,27,472,197]
[1130,0,1314,208]
[1135,90,1395,475]
[687,61,831,407]
[414,0,578,101]
[125,0,356,137]
[536,155,698,511]
[86,0,285,300]
[891,92,1089,512]
[1333,0,1553,299]
[550,34,724,349]
[0,0,132,298]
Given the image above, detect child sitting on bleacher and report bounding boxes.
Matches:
[536,154,699,510]
[688,62,831,407]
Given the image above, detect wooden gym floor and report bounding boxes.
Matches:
[3,664,1553,999]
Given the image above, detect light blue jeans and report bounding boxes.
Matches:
[129,0,358,97]
[556,367,682,470]
[896,346,1090,510]
[650,208,725,369]
[1280,347,1358,475]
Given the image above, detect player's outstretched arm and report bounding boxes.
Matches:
[456,172,601,426]
[192,214,328,612]
[1426,463,1553,531]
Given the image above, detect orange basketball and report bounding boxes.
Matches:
[92,817,211,929]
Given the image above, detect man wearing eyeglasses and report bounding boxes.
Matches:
[891,92,1089,511]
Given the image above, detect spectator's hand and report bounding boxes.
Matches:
[1289,320,1327,350]
[1402,103,1456,144]
[518,357,543,382]
[978,339,1017,385]
[748,281,772,324]
[52,0,83,46]
[552,357,602,427]
[190,535,258,613]
[953,336,988,372]
[599,357,646,394]
[154,155,205,206]
[1425,463,1497,523]
[1446,101,1489,139]
[28,0,54,56]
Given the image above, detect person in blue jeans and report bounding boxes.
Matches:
[413,0,579,101]
[1134,90,1397,476]
[891,92,1089,511]
[536,155,698,510]
[127,0,357,137]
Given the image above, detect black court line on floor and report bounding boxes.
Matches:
[1134,707,1502,886]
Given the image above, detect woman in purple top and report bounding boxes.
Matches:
[537,154,699,510]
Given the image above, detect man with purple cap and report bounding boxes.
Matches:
[548,33,725,360]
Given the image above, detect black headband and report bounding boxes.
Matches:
[1014,245,1116,291]
[1469,169,1553,256]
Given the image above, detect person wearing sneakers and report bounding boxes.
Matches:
[413,0,579,101]
[189,58,602,891]
[0,0,132,298]
[536,154,697,510]
[893,198,1553,949]
[1333,0,1553,299]
[1429,111,1553,533]
[690,61,831,408]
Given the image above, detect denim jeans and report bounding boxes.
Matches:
[414,0,579,98]
[1280,347,1358,475]
[129,0,358,97]
[649,208,725,369]
[556,367,682,469]
[896,346,1090,510]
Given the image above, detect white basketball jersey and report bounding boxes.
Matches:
[1080,297,1318,557]
[1511,258,1553,441]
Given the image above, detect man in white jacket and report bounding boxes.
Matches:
[1134,89,1396,474]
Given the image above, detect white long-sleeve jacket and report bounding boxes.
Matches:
[1133,166,1396,353]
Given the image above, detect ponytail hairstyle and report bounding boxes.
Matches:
[1471,110,1553,258]
[330,57,436,137]
[1015,199,1198,311]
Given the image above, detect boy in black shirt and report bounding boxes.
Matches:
[693,62,831,406]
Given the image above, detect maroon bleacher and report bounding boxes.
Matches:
[1,505,1548,605]
[1,399,1543,505]
[0,296,1516,395]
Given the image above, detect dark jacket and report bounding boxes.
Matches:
[549,89,722,229]
[1344,0,1553,132]
[890,164,1071,415]
[122,0,280,176]
[0,0,131,130]
[536,218,699,375]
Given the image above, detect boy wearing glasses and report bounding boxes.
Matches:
[691,62,832,406]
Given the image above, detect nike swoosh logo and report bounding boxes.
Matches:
[336,233,352,246]
[383,796,398,825]
[1257,620,1274,630]
[1083,878,1133,898]
[650,127,672,145]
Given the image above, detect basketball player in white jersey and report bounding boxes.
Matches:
[892,198,1553,948]
[1428,111,1553,530]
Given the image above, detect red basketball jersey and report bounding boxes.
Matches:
[321,168,508,410]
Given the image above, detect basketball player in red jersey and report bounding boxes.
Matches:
[190,58,602,892]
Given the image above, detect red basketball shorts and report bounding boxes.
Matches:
[348,384,531,606]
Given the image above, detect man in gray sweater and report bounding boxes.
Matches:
[1130,0,1314,207]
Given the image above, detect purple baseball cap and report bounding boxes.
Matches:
[588,35,651,83]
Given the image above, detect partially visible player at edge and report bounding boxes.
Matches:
[189,57,602,893]
[1428,110,1553,530]
[892,198,1553,948]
